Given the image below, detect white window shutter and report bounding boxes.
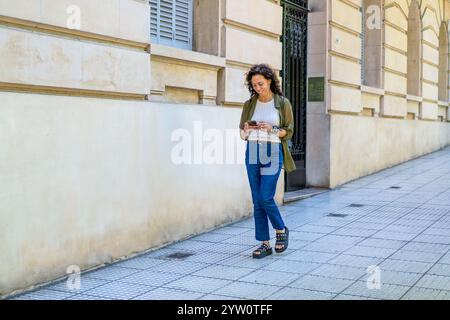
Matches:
[361,5,365,85]
[149,0,192,50]
[174,0,191,45]
[160,0,174,41]
[150,0,158,39]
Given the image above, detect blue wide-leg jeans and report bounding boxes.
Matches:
[245,141,285,241]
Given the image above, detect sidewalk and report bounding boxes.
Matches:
[11,146,450,300]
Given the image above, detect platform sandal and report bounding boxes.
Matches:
[275,227,289,253]
[252,243,273,259]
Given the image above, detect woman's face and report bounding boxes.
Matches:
[251,74,272,97]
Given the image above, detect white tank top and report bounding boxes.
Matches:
[247,99,281,143]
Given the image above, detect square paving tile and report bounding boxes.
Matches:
[280,250,338,263]
[151,261,211,275]
[371,230,417,242]
[390,250,444,263]
[401,242,450,254]
[294,224,338,234]
[333,227,378,237]
[44,277,110,294]
[268,287,336,300]
[11,289,74,300]
[164,275,232,294]
[64,294,112,300]
[379,259,434,274]
[343,246,397,259]
[357,238,407,250]
[289,275,354,294]
[263,260,321,275]
[327,254,383,269]
[118,270,184,287]
[83,266,140,281]
[218,254,274,269]
[415,274,450,291]
[342,280,410,300]
[211,226,251,236]
[113,257,167,270]
[413,234,450,245]
[301,242,355,254]
[192,265,254,281]
[213,282,282,300]
[401,287,450,300]
[426,264,450,277]
[309,264,367,281]
[239,269,301,287]
[82,282,155,300]
[375,270,423,286]
[203,243,251,255]
[132,288,204,300]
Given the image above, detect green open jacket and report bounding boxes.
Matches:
[239,94,297,173]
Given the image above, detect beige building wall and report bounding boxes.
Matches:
[307,0,450,188]
[0,0,285,297]
[0,92,251,297]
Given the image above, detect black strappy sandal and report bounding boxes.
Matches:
[275,227,289,253]
[252,243,273,259]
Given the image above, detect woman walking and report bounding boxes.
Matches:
[239,64,296,259]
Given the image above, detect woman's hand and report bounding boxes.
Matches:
[243,122,250,133]
[257,122,272,132]
[244,121,261,132]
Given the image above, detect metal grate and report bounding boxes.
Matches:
[281,0,308,163]
[327,213,349,217]
[165,252,195,260]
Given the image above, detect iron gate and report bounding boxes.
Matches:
[281,0,308,191]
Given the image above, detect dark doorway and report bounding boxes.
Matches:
[281,0,308,191]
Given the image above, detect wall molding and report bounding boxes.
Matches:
[222,19,281,40]
[385,91,407,98]
[226,60,255,70]
[0,82,147,100]
[222,101,244,108]
[383,67,407,78]
[329,79,360,90]
[151,43,225,71]
[423,98,438,104]
[422,39,440,51]
[361,85,385,96]
[384,44,407,56]
[406,94,423,102]
[0,15,150,52]
[329,21,360,37]
[328,109,360,116]
[384,20,407,34]
[380,114,405,119]
[422,59,439,69]
[329,50,360,64]
[335,0,361,11]
[422,79,439,87]
[384,2,408,21]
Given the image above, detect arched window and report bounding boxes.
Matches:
[361,0,383,88]
[438,22,449,102]
[407,0,422,96]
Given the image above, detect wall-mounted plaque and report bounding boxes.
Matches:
[308,77,325,102]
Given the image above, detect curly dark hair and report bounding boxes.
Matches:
[245,64,283,97]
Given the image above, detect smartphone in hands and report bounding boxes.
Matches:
[247,120,260,128]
